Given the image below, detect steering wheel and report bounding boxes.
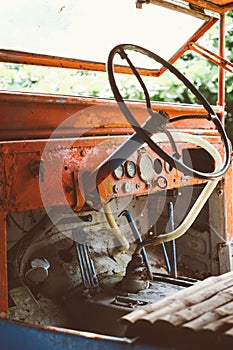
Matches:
[107,44,231,180]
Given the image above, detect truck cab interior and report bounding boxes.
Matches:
[0,0,233,349]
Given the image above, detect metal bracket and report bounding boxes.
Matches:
[189,42,233,72]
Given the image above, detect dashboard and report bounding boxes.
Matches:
[0,133,217,214]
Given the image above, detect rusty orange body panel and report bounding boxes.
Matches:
[147,0,233,13]
[0,91,224,140]
[0,212,7,313]
[185,0,233,12]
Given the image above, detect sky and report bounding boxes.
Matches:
[0,0,204,68]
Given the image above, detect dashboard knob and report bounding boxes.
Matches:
[153,176,168,189]
[122,182,132,193]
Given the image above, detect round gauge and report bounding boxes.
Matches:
[113,164,124,179]
[165,161,173,173]
[154,158,163,174]
[125,161,136,178]
[139,155,154,183]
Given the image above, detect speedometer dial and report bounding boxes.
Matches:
[125,161,136,178]
[139,155,154,182]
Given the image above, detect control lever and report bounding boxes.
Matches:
[120,210,172,277]
[119,210,153,280]
[168,201,177,278]
[73,229,99,297]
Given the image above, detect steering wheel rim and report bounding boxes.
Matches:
[107,44,231,180]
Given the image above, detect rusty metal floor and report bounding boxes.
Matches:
[122,271,233,349]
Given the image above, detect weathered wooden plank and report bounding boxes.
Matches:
[186,315,233,346]
[223,327,233,348]
[223,324,233,346]
[224,326,233,338]
[136,274,233,325]
[165,286,233,327]
[183,300,233,331]
[122,272,233,325]
[123,272,233,346]
[202,315,233,332]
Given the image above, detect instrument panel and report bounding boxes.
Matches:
[95,142,210,209]
[112,151,170,188]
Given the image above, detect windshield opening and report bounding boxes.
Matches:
[1,0,212,70]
